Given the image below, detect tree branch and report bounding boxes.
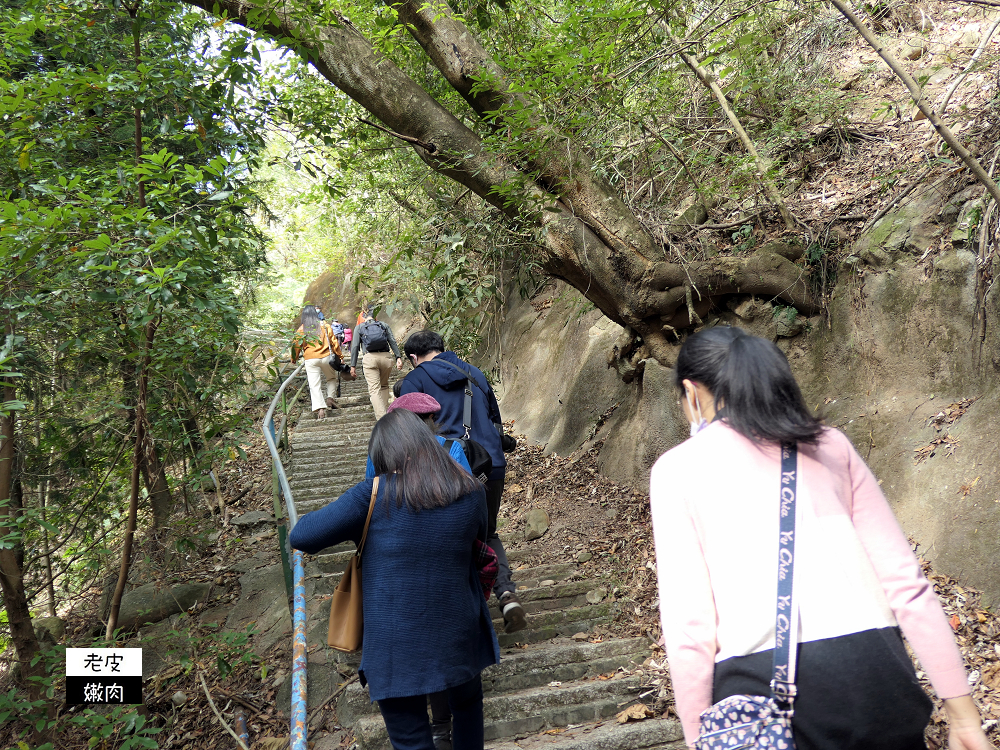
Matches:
[358,118,437,153]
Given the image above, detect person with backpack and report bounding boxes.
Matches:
[291,305,345,420]
[329,318,345,348]
[342,322,353,351]
[399,330,526,635]
[362,392,479,750]
[349,312,403,419]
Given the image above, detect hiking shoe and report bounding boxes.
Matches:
[499,592,527,633]
[325,396,338,409]
[431,721,452,750]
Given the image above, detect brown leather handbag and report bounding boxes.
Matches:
[327,476,379,652]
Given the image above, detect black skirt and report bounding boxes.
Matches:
[713,627,933,750]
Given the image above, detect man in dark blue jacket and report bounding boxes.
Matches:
[399,330,526,634]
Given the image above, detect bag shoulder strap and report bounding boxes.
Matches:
[437,360,474,439]
[771,444,799,710]
[323,323,333,353]
[357,476,380,560]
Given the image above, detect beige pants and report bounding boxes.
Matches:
[304,357,338,411]
[362,351,394,419]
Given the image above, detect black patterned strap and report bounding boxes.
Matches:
[771,444,799,710]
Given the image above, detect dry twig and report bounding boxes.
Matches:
[198,671,250,750]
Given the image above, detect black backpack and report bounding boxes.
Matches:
[444,438,493,485]
[359,320,389,352]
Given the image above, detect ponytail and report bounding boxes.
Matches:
[675,326,822,445]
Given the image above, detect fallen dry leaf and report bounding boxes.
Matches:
[616,703,653,723]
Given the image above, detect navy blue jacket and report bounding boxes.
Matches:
[288,476,500,701]
[399,352,506,480]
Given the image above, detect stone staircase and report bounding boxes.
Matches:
[284,373,684,750]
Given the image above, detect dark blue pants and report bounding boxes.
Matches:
[485,478,514,598]
[378,675,484,750]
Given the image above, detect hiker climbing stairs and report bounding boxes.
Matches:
[284,374,684,750]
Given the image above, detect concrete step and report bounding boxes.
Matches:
[291,448,371,465]
[293,413,376,434]
[489,580,608,617]
[487,718,684,750]
[483,638,648,693]
[339,642,647,722]
[291,457,369,474]
[291,452,370,471]
[296,395,370,413]
[293,483,368,502]
[289,465,368,488]
[495,603,613,647]
[297,494,360,515]
[304,550,355,575]
[291,474,366,489]
[350,676,644,749]
[510,563,577,586]
[293,423,376,440]
[292,435,375,452]
[313,542,355,556]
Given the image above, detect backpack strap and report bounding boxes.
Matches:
[437,360,474,439]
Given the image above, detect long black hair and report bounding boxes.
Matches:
[368,409,481,510]
[301,305,322,338]
[675,326,822,445]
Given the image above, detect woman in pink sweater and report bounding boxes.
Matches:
[651,326,991,750]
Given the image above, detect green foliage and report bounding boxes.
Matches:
[0,644,156,749]
[730,224,755,253]
[0,0,271,651]
[163,618,259,679]
[242,0,859,356]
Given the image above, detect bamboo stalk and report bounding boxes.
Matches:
[827,0,1000,207]
[663,26,796,230]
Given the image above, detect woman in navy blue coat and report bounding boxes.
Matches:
[289,409,500,750]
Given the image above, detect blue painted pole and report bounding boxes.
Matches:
[290,548,308,750]
[234,709,249,747]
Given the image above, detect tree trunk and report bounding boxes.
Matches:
[119,344,173,526]
[0,348,43,699]
[106,320,156,641]
[182,0,817,365]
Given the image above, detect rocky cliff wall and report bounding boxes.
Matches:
[496,182,1000,606]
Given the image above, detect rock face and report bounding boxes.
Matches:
[34,616,65,644]
[117,582,210,631]
[495,177,1000,606]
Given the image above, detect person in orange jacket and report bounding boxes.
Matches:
[292,305,346,420]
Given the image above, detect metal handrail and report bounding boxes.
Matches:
[262,362,308,750]
[263,363,304,528]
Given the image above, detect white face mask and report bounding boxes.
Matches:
[686,389,708,437]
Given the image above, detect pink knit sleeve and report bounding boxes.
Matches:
[838,432,969,699]
[650,455,718,746]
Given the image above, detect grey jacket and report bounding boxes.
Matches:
[349,319,401,367]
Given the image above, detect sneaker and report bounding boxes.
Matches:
[499,592,527,633]
[325,396,338,409]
